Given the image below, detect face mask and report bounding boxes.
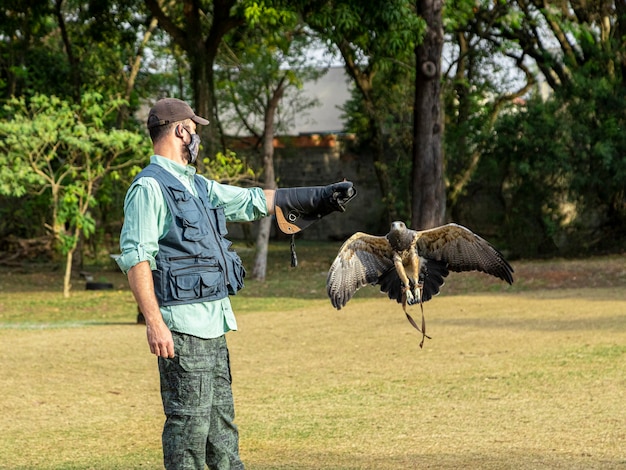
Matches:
[180,126,201,164]
[186,133,201,164]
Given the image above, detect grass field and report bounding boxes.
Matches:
[0,242,625,469]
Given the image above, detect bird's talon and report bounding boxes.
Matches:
[405,283,423,306]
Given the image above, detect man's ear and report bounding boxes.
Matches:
[174,124,183,137]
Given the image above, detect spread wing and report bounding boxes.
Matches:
[326,233,394,309]
[414,223,514,284]
[378,257,450,304]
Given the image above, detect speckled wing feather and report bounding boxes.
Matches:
[414,223,514,284]
[326,233,394,309]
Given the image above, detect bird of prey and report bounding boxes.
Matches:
[326,221,514,347]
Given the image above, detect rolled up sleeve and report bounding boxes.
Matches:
[116,178,166,275]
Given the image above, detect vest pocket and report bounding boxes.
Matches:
[170,262,224,301]
[179,209,205,241]
[225,250,245,295]
[214,207,228,235]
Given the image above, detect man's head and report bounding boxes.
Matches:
[147,98,209,164]
[147,98,209,131]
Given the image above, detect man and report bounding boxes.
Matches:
[116,97,355,470]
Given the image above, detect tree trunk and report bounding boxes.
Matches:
[54,0,81,102]
[116,16,158,128]
[62,224,81,299]
[411,0,445,230]
[189,55,213,173]
[252,217,273,281]
[63,248,73,298]
[251,81,284,281]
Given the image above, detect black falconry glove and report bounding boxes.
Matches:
[274,181,357,234]
[274,181,357,266]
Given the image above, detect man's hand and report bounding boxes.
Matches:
[274,181,357,234]
[325,181,357,212]
[127,261,175,358]
[146,319,175,358]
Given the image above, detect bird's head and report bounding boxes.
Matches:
[387,221,412,250]
[390,221,406,232]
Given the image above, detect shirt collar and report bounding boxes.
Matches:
[151,154,197,178]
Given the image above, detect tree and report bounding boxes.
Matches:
[297,0,426,224]
[0,1,63,98]
[216,8,325,281]
[441,0,536,214]
[143,0,246,163]
[116,15,160,128]
[459,0,626,253]
[0,93,150,297]
[0,0,155,105]
[0,0,187,261]
[411,0,445,229]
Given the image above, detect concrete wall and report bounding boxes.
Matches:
[226,135,385,241]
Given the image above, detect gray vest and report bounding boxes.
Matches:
[133,164,245,307]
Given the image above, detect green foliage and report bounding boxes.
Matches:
[360,1,421,56]
[0,0,624,260]
[217,3,326,138]
[0,192,50,242]
[483,69,626,256]
[440,0,626,256]
[0,92,147,194]
[296,0,425,223]
[0,0,161,131]
[0,92,149,288]
[301,0,425,71]
[243,1,297,28]
[203,150,257,184]
[341,62,414,222]
[442,0,479,30]
[58,184,97,255]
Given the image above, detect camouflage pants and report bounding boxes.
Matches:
[158,333,244,470]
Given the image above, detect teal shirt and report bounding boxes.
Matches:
[117,155,269,339]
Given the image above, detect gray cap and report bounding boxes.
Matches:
[147,98,209,129]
